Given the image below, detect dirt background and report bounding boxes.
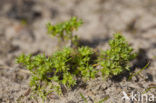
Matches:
[0,0,156,103]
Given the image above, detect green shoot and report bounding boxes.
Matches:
[143,86,156,94]
[99,33,136,78]
[128,62,150,80]
[47,17,83,47]
[97,95,110,103]
[80,93,88,103]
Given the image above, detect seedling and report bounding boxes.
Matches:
[47,17,83,47]
[97,95,110,103]
[143,86,156,94]
[128,62,150,80]
[80,93,88,103]
[99,33,136,78]
[79,93,109,103]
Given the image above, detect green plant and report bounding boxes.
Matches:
[79,93,109,103]
[16,17,138,102]
[80,93,88,103]
[143,86,156,94]
[99,33,136,78]
[97,95,110,103]
[128,62,150,80]
[73,46,97,79]
[16,54,54,101]
[16,46,97,100]
[47,17,83,47]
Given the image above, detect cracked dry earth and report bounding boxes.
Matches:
[0,0,156,103]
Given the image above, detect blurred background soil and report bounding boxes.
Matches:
[0,0,155,103]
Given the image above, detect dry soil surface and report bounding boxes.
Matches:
[0,0,156,103]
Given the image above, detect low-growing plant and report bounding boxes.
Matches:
[73,46,97,79]
[47,17,83,47]
[99,33,137,78]
[16,17,138,102]
[16,46,97,100]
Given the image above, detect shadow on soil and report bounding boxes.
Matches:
[79,36,110,48]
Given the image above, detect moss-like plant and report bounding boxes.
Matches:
[99,33,136,78]
[73,46,97,79]
[16,17,137,102]
[16,46,97,100]
[47,17,83,47]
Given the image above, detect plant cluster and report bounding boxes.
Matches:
[16,17,137,101]
[99,34,136,78]
[17,46,96,99]
[47,17,83,46]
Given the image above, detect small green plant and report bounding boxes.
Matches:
[99,33,136,78]
[80,93,88,103]
[16,46,97,100]
[143,86,156,94]
[16,54,55,101]
[47,17,83,47]
[73,46,97,79]
[128,62,150,80]
[97,95,110,103]
[16,17,138,102]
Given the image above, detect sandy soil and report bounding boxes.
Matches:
[0,0,156,103]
